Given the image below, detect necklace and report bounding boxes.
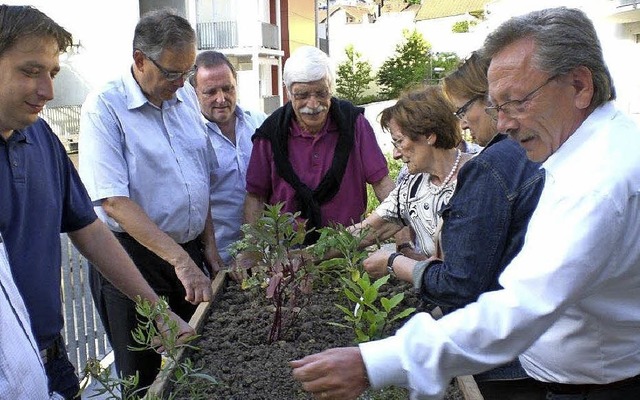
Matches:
[427,149,461,195]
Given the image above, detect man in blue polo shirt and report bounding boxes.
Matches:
[0,6,194,399]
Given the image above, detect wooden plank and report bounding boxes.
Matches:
[145,271,227,398]
[456,375,484,400]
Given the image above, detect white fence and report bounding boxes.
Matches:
[60,233,111,372]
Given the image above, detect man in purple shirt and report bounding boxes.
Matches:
[244,46,394,244]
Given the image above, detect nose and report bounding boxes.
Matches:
[213,90,225,104]
[496,111,518,135]
[392,146,402,160]
[37,75,55,102]
[306,95,321,108]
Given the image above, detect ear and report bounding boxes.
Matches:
[568,66,594,110]
[133,49,146,72]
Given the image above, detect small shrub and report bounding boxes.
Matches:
[336,44,374,105]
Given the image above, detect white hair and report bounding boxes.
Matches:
[283,46,335,94]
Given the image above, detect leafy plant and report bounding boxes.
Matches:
[334,273,415,342]
[79,297,217,399]
[366,153,404,215]
[336,44,374,105]
[229,203,315,343]
[312,224,372,282]
[376,29,431,99]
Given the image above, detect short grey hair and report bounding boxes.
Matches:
[482,7,615,109]
[132,9,195,60]
[283,46,335,94]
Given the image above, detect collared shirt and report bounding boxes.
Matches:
[80,69,216,243]
[360,103,640,399]
[375,172,456,257]
[0,119,96,348]
[0,234,53,399]
[246,113,388,227]
[206,105,266,264]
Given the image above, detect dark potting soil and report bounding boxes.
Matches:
[178,278,464,400]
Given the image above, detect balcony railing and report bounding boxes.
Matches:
[263,95,281,114]
[40,105,81,153]
[197,20,279,50]
[197,20,238,50]
[261,22,279,49]
[618,0,640,8]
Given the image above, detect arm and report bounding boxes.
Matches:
[243,192,266,225]
[200,211,224,273]
[393,227,426,261]
[102,196,212,304]
[371,176,395,203]
[68,220,194,338]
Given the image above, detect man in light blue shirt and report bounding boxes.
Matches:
[79,10,223,394]
[190,51,267,265]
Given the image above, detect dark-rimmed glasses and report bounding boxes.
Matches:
[485,74,559,120]
[145,53,195,82]
[454,95,484,120]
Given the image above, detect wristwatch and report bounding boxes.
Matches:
[387,252,402,277]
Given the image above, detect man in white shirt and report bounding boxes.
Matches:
[291,7,640,400]
[190,51,267,266]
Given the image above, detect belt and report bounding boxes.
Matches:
[544,373,640,394]
[39,335,65,365]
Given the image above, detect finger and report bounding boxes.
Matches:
[183,283,195,303]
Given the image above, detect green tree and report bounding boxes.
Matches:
[335,44,374,105]
[427,51,461,84]
[376,29,431,99]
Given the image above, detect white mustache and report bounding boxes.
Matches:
[299,106,327,115]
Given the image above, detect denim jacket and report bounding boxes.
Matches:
[414,134,544,310]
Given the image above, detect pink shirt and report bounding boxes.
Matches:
[246,113,388,227]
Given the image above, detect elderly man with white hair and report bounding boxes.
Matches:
[244,46,394,244]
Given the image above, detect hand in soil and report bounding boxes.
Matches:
[153,309,196,353]
[174,260,213,304]
[291,347,369,400]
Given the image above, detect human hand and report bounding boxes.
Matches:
[229,250,260,282]
[153,310,196,353]
[174,257,213,304]
[291,347,369,400]
[363,249,393,279]
[203,244,224,274]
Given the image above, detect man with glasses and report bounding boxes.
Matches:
[292,7,640,400]
[244,46,394,245]
[79,9,222,395]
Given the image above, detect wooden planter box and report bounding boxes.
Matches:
[146,272,483,400]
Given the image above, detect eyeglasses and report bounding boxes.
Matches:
[145,53,195,82]
[454,95,484,120]
[291,90,330,101]
[485,74,559,120]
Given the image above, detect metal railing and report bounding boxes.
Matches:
[261,22,279,49]
[60,234,111,372]
[197,20,238,49]
[262,95,281,114]
[41,105,81,153]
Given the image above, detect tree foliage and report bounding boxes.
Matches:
[376,29,431,99]
[335,44,374,105]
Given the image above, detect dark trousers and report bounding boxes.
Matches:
[542,374,640,400]
[44,336,81,399]
[89,232,208,396]
[477,378,547,400]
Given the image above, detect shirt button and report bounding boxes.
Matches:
[313,153,319,159]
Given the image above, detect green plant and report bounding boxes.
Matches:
[312,224,372,282]
[336,44,375,105]
[79,297,217,399]
[376,29,431,99]
[334,273,416,342]
[229,203,315,343]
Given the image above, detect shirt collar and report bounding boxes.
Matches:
[123,67,182,110]
[542,102,615,174]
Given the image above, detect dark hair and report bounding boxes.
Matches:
[380,84,461,149]
[482,7,615,109]
[0,5,72,57]
[190,50,236,87]
[132,9,195,59]
[442,52,490,102]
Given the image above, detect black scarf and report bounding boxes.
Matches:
[253,97,364,243]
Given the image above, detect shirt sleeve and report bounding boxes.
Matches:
[355,115,389,184]
[78,95,131,203]
[245,137,273,198]
[360,172,629,398]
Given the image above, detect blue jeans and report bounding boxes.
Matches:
[44,342,80,400]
